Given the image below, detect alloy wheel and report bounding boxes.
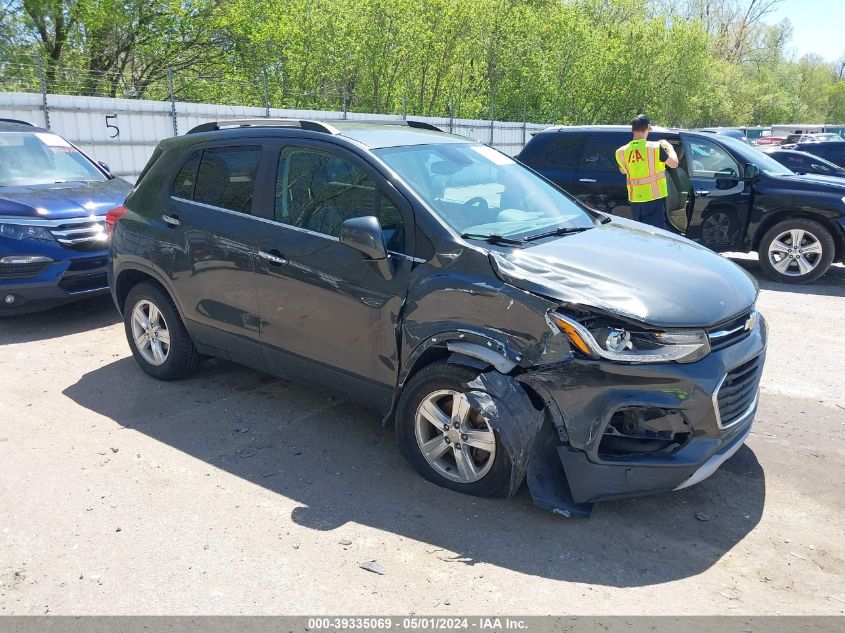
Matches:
[130,299,171,366]
[413,389,496,484]
[767,228,823,277]
[702,212,731,244]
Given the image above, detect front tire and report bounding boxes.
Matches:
[758,219,834,284]
[124,282,200,380]
[395,361,512,498]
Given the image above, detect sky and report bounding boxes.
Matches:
[766,0,845,62]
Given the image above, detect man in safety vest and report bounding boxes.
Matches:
[615,114,678,229]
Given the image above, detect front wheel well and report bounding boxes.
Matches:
[752,211,843,260]
[388,342,545,423]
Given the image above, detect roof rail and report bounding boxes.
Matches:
[0,118,36,127]
[187,118,341,135]
[345,119,444,132]
[186,118,445,136]
[406,120,444,132]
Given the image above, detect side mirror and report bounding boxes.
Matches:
[98,161,111,174]
[744,163,760,179]
[340,216,387,260]
[339,216,393,279]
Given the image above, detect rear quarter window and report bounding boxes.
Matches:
[173,150,201,198]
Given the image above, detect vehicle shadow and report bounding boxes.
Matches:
[63,356,765,588]
[727,255,845,297]
[0,295,120,345]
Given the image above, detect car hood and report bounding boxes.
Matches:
[774,173,845,191]
[0,179,132,220]
[489,219,758,328]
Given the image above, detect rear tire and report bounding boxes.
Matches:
[757,218,834,284]
[123,281,200,380]
[395,361,512,498]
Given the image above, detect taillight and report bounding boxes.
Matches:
[105,205,127,237]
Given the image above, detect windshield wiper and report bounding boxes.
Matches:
[522,226,593,241]
[460,232,525,245]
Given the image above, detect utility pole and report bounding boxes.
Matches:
[522,104,527,149]
[37,53,50,130]
[262,68,270,117]
[167,68,178,136]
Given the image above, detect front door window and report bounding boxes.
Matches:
[687,139,740,180]
[274,146,405,252]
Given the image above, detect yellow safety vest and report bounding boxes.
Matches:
[615,139,668,203]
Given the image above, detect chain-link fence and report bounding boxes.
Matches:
[0,54,551,181]
[0,52,553,122]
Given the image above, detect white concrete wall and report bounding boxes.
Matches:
[1,92,547,182]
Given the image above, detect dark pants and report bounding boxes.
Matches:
[630,198,667,230]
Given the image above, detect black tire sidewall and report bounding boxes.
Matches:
[395,361,513,498]
[758,219,835,284]
[124,282,197,380]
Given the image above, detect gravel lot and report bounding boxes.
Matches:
[1,257,843,615]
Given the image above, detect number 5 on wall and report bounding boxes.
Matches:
[106,114,119,138]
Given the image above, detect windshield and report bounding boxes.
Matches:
[0,131,106,186]
[813,133,842,142]
[373,143,596,239]
[717,135,794,175]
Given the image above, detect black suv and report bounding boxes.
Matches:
[761,148,845,179]
[518,125,845,283]
[109,119,766,516]
[788,140,845,168]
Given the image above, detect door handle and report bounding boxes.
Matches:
[695,190,710,197]
[161,214,181,227]
[578,178,597,183]
[258,250,288,266]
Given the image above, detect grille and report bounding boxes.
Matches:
[716,355,763,428]
[708,310,753,351]
[58,272,108,294]
[0,261,50,278]
[48,219,108,251]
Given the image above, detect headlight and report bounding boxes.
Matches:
[550,312,710,363]
[0,223,55,241]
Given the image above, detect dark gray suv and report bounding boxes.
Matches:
[107,119,767,516]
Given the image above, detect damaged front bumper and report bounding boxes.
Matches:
[520,314,767,510]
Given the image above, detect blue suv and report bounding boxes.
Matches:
[0,119,132,315]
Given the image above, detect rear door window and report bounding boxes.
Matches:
[192,146,261,214]
[546,135,586,168]
[581,136,626,171]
